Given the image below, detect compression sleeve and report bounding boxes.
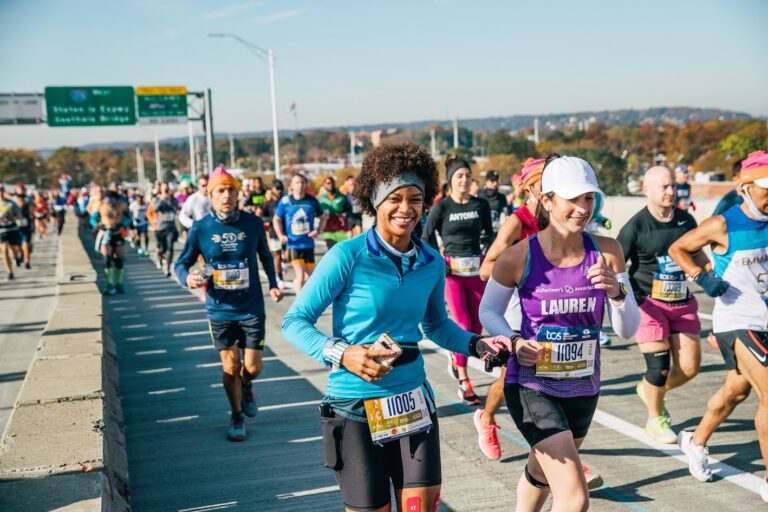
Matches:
[179,197,194,229]
[478,276,517,337]
[607,272,640,339]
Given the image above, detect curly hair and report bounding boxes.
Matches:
[353,142,438,217]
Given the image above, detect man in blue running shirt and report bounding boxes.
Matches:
[175,167,282,442]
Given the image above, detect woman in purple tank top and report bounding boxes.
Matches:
[478,156,640,512]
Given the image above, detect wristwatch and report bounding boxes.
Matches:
[610,282,628,302]
[322,337,349,371]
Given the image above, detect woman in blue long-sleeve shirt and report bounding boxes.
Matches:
[282,143,509,512]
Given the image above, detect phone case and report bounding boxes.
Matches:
[370,332,403,366]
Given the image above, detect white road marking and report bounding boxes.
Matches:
[422,338,763,498]
[260,400,319,411]
[166,318,208,325]
[148,387,185,395]
[593,409,764,497]
[113,306,136,311]
[196,362,221,368]
[172,310,202,315]
[138,367,172,374]
[157,415,198,424]
[173,330,209,337]
[185,345,213,351]
[154,301,199,309]
[135,349,167,355]
[177,501,238,512]
[126,335,154,341]
[253,375,303,383]
[177,502,238,512]
[122,314,140,319]
[288,436,322,443]
[123,323,148,329]
[275,485,339,499]
[146,295,188,301]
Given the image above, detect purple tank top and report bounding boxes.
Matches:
[505,233,605,397]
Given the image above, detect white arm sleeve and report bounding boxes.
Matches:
[179,198,194,229]
[479,276,518,337]
[607,272,640,339]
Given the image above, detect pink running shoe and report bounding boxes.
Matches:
[473,409,501,460]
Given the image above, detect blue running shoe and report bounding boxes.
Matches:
[227,418,246,442]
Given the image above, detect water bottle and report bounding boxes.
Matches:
[199,263,214,281]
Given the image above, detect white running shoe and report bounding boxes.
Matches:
[678,430,713,482]
[761,477,768,503]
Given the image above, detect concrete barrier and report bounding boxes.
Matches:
[0,212,129,512]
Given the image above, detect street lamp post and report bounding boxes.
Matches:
[209,33,281,179]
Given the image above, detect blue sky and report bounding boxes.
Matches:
[1,0,766,149]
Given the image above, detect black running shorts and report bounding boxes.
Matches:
[288,248,315,265]
[320,411,441,511]
[504,384,599,447]
[0,228,20,245]
[208,316,265,351]
[715,330,768,370]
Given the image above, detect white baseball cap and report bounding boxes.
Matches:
[541,156,603,199]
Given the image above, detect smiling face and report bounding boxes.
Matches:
[543,192,595,233]
[375,185,424,239]
[450,167,471,195]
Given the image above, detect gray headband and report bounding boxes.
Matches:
[371,171,425,209]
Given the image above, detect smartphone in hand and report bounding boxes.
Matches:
[370,332,403,366]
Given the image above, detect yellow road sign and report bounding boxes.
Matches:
[136,86,187,96]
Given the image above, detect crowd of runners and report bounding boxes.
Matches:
[6,145,767,511]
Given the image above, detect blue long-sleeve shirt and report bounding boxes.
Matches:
[282,227,473,399]
[175,211,278,320]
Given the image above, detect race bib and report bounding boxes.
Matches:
[535,326,598,379]
[364,387,433,446]
[651,255,688,302]
[211,260,249,290]
[268,238,282,252]
[17,218,28,227]
[449,256,481,277]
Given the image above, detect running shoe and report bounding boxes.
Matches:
[115,283,125,294]
[241,386,258,417]
[583,465,604,490]
[104,285,115,295]
[473,409,501,460]
[25,262,30,269]
[678,430,712,482]
[227,418,247,442]
[448,353,460,380]
[15,256,22,267]
[761,477,768,503]
[7,272,14,280]
[458,379,481,406]
[636,381,670,422]
[277,279,286,290]
[599,332,611,346]
[645,415,677,444]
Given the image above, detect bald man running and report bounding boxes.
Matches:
[617,166,708,444]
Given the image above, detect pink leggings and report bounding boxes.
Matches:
[445,274,486,368]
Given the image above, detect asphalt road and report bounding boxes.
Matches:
[92,234,763,511]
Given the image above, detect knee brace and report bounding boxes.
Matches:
[113,256,124,269]
[643,350,670,387]
[524,464,550,489]
[103,254,112,268]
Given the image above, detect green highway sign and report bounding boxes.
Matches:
[45,86,136,126]
[137,86,188,125]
